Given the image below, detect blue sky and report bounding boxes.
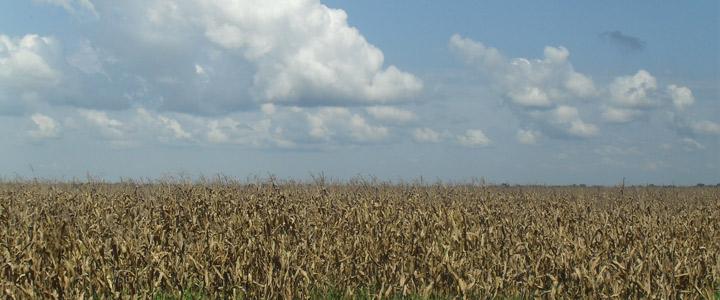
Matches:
[1,0,718,185]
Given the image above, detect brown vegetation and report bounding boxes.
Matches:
[1,180,718,298]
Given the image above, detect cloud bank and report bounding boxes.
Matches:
[1,2,716,163]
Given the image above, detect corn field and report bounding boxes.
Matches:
[1,180,718,299]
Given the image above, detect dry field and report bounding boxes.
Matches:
[0,180,718,299]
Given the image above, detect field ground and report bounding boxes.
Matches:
[1,181,718,298]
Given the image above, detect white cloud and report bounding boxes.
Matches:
[449,35,706,141]
[609,70,657,108]
[206,118,233,144]
[35,0,98,17]
[529,105,598,138]
[348,114,389,141]
[604,74,698,126]
[196,112,296,148]
[307,107,388,142]
[516,129,540,144]
[558,109,595,137]
[24,105,392,148]
[601,107,641,123]
[567,121,598,138]
[157,116,191,139]
[543,46,569,63]
[48,105,398,148]
[136,108,191,140]
[27,0,422,115]
[554,105,580,124]
[194,64,206,76]
[506,86,552,108]
[457,129,491,147]
[667,84,694,111]
[449,34,597,108]
[144,0,423,104]
[448,34,504,69]
[79,109,124,138]
[204,117,283,146]
[66,40,106,75]
[681,137,705,151]
[412,128,441,143]
[0,34,61,91]
[260,103,276,115]
[672,114,720,137]
[365,106,416,123]
[565,72,597,98]
[29,113,60,139]
[450,34,598,139]
[307,108,344,140]
[690,120,720,135]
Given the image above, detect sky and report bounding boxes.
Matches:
[0,0,718,185]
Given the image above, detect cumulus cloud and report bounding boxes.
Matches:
[365,106,416,124]
[525,105,598,138]
[457,129,491,147]
[6,4,713,156]
[206,119,231,144]
[135,0,422,105]
[604,71,708,136]
[550,106,598,138]
[448,34,504,70]
[609,70,657,108]
[449,34,598,139]
[599,70,673,123]
[260,103,277,115]
[690,120,720,135]
[1,34,132,113]
[205,117,257,145]
[449,34,707,142]
[661,84,718,140]
[0,34,62,92]
[0,34,66,116]
[599,30,646,52]
[21,1,423,116]
[601,107,642,123]
[27,104,395,149]
[669,110,719,138]
[158,116,191,139]
[29,113,60,139]
[567,121,599,138]
[79,109,125,139]
[450,34,597,108]
[307,107,388,142]
[204,117,293,147]
[193,105,392,148]
[136,108,191,140]
[66,40,107,76]
[516,129,540,144]
[412,128,441,143]
[667,84,694,111]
